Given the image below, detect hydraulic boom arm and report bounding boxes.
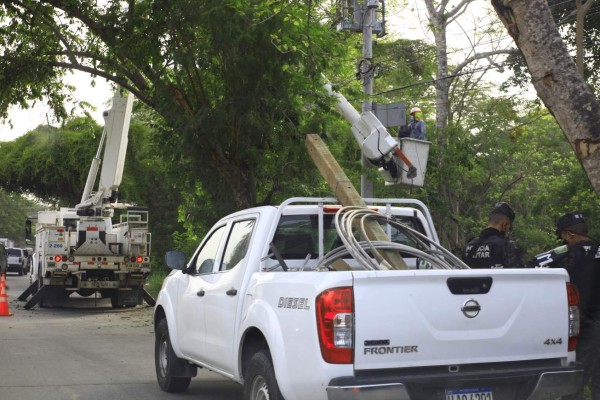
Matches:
[77,88,134,212]
[324,79,417,180]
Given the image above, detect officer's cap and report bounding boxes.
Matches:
[555,211,587,235]
[490,202,515,222]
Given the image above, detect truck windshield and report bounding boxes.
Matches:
[7,248,21,256]
[272,214,425,260]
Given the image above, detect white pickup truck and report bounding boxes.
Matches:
[154,197,583,400]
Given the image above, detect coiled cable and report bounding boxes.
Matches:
[315,206,469,271]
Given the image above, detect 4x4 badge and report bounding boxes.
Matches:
[461,299,481,318]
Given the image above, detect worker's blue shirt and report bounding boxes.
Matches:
[410,119,426,140]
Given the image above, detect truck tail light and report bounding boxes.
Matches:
[316,287,354,364]
[567,283,580,351]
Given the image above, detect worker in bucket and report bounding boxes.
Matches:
[408,107,426,140]
[462,202,524,269]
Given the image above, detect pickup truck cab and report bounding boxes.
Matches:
[154,197,582,400]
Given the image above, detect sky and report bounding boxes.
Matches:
[0,71,113,142]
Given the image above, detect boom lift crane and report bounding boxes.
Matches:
[324,79,428,186]
[304,78,430,270]
[19,88,154,309]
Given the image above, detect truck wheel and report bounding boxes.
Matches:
[18,266,23,276]
[244,349,284,400]
[155,319,191,393]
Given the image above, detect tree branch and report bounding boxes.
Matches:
[445,0,475,20]
[451,48,519,76]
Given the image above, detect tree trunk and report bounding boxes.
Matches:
[576,0,593,76]
[423,0,451,145]
[208,145,256,210]
[491,0,600,197]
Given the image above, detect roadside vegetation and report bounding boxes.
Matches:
[0,0,599,284]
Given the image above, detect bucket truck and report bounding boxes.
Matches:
[19,88,154,309]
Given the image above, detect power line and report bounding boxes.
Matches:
[333,0,600,92]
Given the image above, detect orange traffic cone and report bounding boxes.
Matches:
[0,273,7,292]
[0,275,13,317]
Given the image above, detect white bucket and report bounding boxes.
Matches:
[379,138,431,187]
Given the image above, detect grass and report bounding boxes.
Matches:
[146,268,170,300]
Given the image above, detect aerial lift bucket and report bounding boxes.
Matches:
[380,138,431,187]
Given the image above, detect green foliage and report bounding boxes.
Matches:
[145,266,169,299]
[0,0,349,218]
[0,189,45,247]
[1,0,599,269]
[507,1,600,94]
[0,119,98,206]
[373,38,438,106]
[418,99,600,258]
[0,109,184,260]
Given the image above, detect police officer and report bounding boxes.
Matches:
[530,212,600,400]
[463,202,524,269]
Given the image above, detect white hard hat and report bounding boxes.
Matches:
[410,107,422,114]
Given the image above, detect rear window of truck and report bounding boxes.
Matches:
[272,214,425,260]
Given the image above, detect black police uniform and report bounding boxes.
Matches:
[545,240,600,400]
[463,227,523,269]
[532,212,600,400]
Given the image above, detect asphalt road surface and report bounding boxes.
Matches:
[0,273,243,400]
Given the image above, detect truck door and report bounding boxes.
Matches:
[201,218,256,373]
[176,224,226,360]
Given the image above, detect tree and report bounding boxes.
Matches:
[505,1,600,91]
[0,120,98,205]
[0,189,45,247]
[547,0,597,78]
[0,0,344,212]
[492,0,600,198]
[421,0,518,140]
[0,114,185,257]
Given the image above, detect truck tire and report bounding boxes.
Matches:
[155,319,191,393]
[243,349,284,400]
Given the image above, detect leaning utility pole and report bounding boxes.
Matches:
[306,134,407,269]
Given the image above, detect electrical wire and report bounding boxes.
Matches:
[331,0,600,94]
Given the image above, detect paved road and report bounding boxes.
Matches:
[0,273,243,400]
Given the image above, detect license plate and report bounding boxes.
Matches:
[445,387,493,400]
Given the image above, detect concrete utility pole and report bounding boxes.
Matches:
[360,2,377,198]
[337,0,385,198]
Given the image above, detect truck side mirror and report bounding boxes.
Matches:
[165,251,187,271]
